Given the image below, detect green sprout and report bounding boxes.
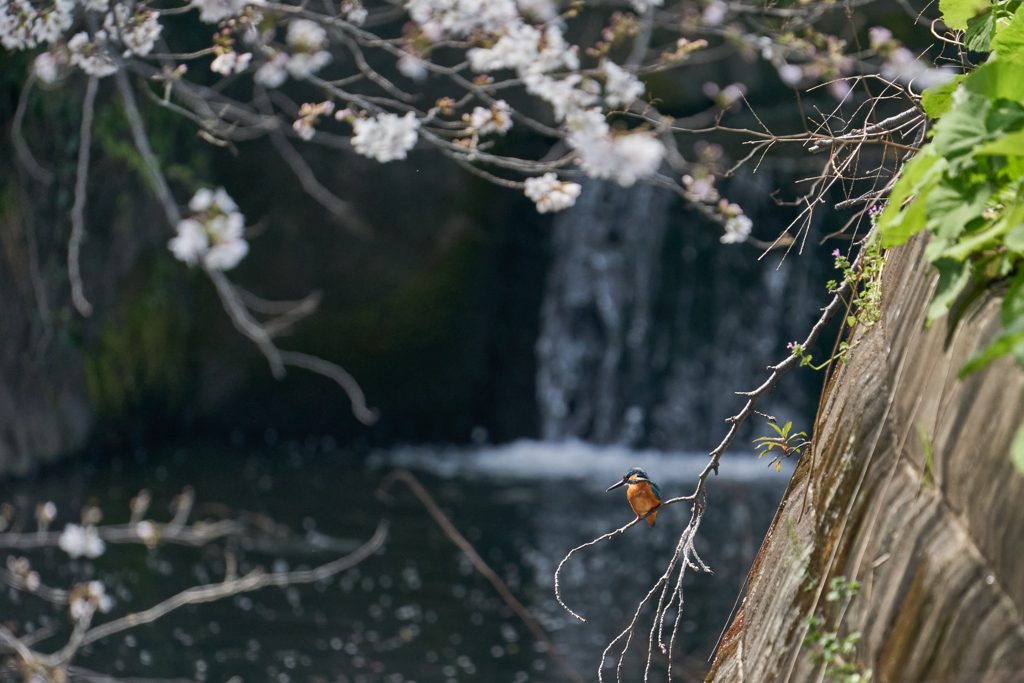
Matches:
[754,421,809,472]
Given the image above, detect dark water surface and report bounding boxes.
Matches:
[1,441,791,683]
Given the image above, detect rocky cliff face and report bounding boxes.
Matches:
[708,234,1024,681]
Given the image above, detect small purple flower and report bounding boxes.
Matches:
[787,341,798,350]
[869,204,883,215]
[832,249,841,258]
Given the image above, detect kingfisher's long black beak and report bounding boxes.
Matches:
[607,478,627,492]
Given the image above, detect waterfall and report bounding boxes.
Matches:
[536,176,827,451]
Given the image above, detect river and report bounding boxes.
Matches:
[1,439,792,683]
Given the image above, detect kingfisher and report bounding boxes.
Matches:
[607,467,662,527]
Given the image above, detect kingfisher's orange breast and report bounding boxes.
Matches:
[627,481,660,516]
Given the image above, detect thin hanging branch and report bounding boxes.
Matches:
[377,469,585,683]
[12,72,55,185]
[69,76,99,317]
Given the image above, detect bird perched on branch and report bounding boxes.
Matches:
[607,467,662,527]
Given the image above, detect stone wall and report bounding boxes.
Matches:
[708,234,1024,681]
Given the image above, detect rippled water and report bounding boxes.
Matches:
[0,440,792,683]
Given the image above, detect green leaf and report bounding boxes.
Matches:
[986,101,1024,134]
[991,5,1024,61]
[940,0,991,29]
[932,91,993,158]
[959,317,1024,375]
[1011,422,1024,475]
[879,152,946,248]
[921,75,967,118]
[1001,267,1024,327]
[976,129,1024,156]
[924,178,991,244]
[964,59,1024,103]
[927,258,972,325]
[965,8,995,51]
[1007,225,1024,252]
[942,222,1008,261]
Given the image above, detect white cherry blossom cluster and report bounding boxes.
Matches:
[455,7,664,187]
[2,0,162,79]
[0,0,74,51]
[103,3,162,57]
[58,523,106,558]
[6,556,43,592]
[293,100,335,140]
[717,200,753,244]
[169,188,249,271]
[722,215,753,243]
[601,59,644,107]
[211,49,251,74]
[524,173,581,213]
[397,50,428,80]
[630,0,664,12]
[340,0,366,24]
[565,108,664,187]
[466,100,512,136]
[254,18,331,87]
[70,580,114,620]
[350,111,421,162]
[406,0,519,40]
[190,0,257,24]
[682,174,718,203]
[68,31,118,77]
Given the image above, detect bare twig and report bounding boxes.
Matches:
[267,126,371,237]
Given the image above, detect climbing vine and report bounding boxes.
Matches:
[878,0,1024,471]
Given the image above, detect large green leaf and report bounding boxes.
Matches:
[933,91,994,158]
[1000,268,1024,326]
[991,5,1024,61]
[964,59,1024,103]
[942,214,1013,260]
[940,0,991,29]
[927,257,973,325]
[976,129,1024,155]
[921,75,967,118]
[925,179,991,243]
[880,152,946,248]
[966,8,995,52]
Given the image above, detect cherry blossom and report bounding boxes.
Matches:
[351,111,421,163]
[211,50,252,75]
[68,31,118,77]
[601,59,644,108]
[190,0,256,24]
[34,50,67,83]
[169,188,249,271]
[467,100,512,135]
[58,524,106,559]
[565,108,665,186]
[103,4,162,57]
[406,0,519,40]
[524,173,582,213]
[293,100,335,141]
[255,50,289,87]
[721,215,753,243]
[397,51,428,81]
